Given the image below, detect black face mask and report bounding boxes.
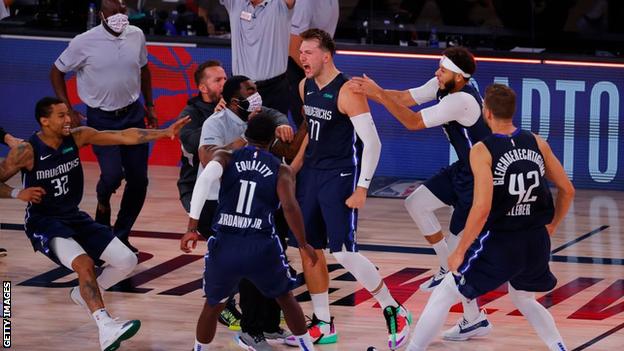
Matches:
[233,99,251,121]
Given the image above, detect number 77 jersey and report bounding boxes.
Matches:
[22,134,84,217]
[212,146,282,236]
[482,129,555,232]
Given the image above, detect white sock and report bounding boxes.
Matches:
[294,333,315,350]
[446,232,461,252]
[461,297,480,321]
[310,293,331,322]
[408,274,460,350]
[194,339,211,350]
[431,240,450,271]
[372,283,398,309]
[92,308,113,328]
[509,284,567,351]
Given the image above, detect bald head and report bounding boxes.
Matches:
[101,0,127,18]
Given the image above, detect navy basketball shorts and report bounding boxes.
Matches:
[424,161,474,235]
[295,166,358,253]
[25,211,116,266]
[456,227,557,300]
[203,233,296,306]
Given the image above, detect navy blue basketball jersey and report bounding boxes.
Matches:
[483,129,554,232]
[21,133,84,217]
[437,83,491,167]
[213,146,282,236]
[303,73,362,169]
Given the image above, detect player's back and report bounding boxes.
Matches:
[438,83,491,167]
[21,133,83,218]
[483,129,554,232]
[303,72,362,169]
[212,146,282,236]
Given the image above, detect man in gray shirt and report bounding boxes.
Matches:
[217,0,295,115]
[50,0,156,253]
[196,76,294,350]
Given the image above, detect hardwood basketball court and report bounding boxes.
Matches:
[1,163,622,350]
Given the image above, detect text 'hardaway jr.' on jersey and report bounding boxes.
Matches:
[438,83,490,167]
[482,129,554,232]
[303,73,363,169]
[22,134,84,217]
[213,146,282,236]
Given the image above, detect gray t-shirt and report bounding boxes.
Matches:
[291,0,339,37]
[220,0,292,81]
[54,25,148,111]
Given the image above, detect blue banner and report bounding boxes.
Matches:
[0,37,622,190]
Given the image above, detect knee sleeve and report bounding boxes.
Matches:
[404,185,446,236]
[50,237,88,270]
[508,284,535,309]
[100,237,138,275]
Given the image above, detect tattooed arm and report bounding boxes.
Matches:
[0,143,45,202]
[72,116,190,148]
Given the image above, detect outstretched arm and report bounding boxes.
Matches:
[448,142,493,273]
[72,116,190,148]
[350,75,428,130]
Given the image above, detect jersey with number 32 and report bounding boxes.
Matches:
[22,134,83,217]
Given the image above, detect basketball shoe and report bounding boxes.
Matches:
[284,314,337,345]
[419,267,448,292]
[384,305,412,350]
[442,309,492,341]
[99,318,141,351]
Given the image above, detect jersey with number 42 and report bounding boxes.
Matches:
[482,129,554,232]
[22,134,84,217]
[212,146,282,236]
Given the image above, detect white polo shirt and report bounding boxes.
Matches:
[291,0,339,37]
[54,24,148,111]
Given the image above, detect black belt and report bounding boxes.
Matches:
[255,72,287,87]
[95,101,137,117]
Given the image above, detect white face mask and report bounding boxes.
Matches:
[245,92,263,112]
[105,13,129,34]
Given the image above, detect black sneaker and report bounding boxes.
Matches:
[0,248,7,257]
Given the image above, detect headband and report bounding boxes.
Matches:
[440,55,471,78]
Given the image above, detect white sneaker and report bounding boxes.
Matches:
[419,267,448,292]
[99,318,141,351]
[442,310,492,341]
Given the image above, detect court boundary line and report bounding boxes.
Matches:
[572,321,624,351]
[551,225,610,254]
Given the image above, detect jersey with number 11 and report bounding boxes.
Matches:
[213,146,281,236]
[22,134,84,216]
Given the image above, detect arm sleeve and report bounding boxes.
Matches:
[54,38,86,73]
[189,161,224,219]
[350,113,381,189]
[408,77,439,105]
[199,116,225,148]
[420,92,482,128]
